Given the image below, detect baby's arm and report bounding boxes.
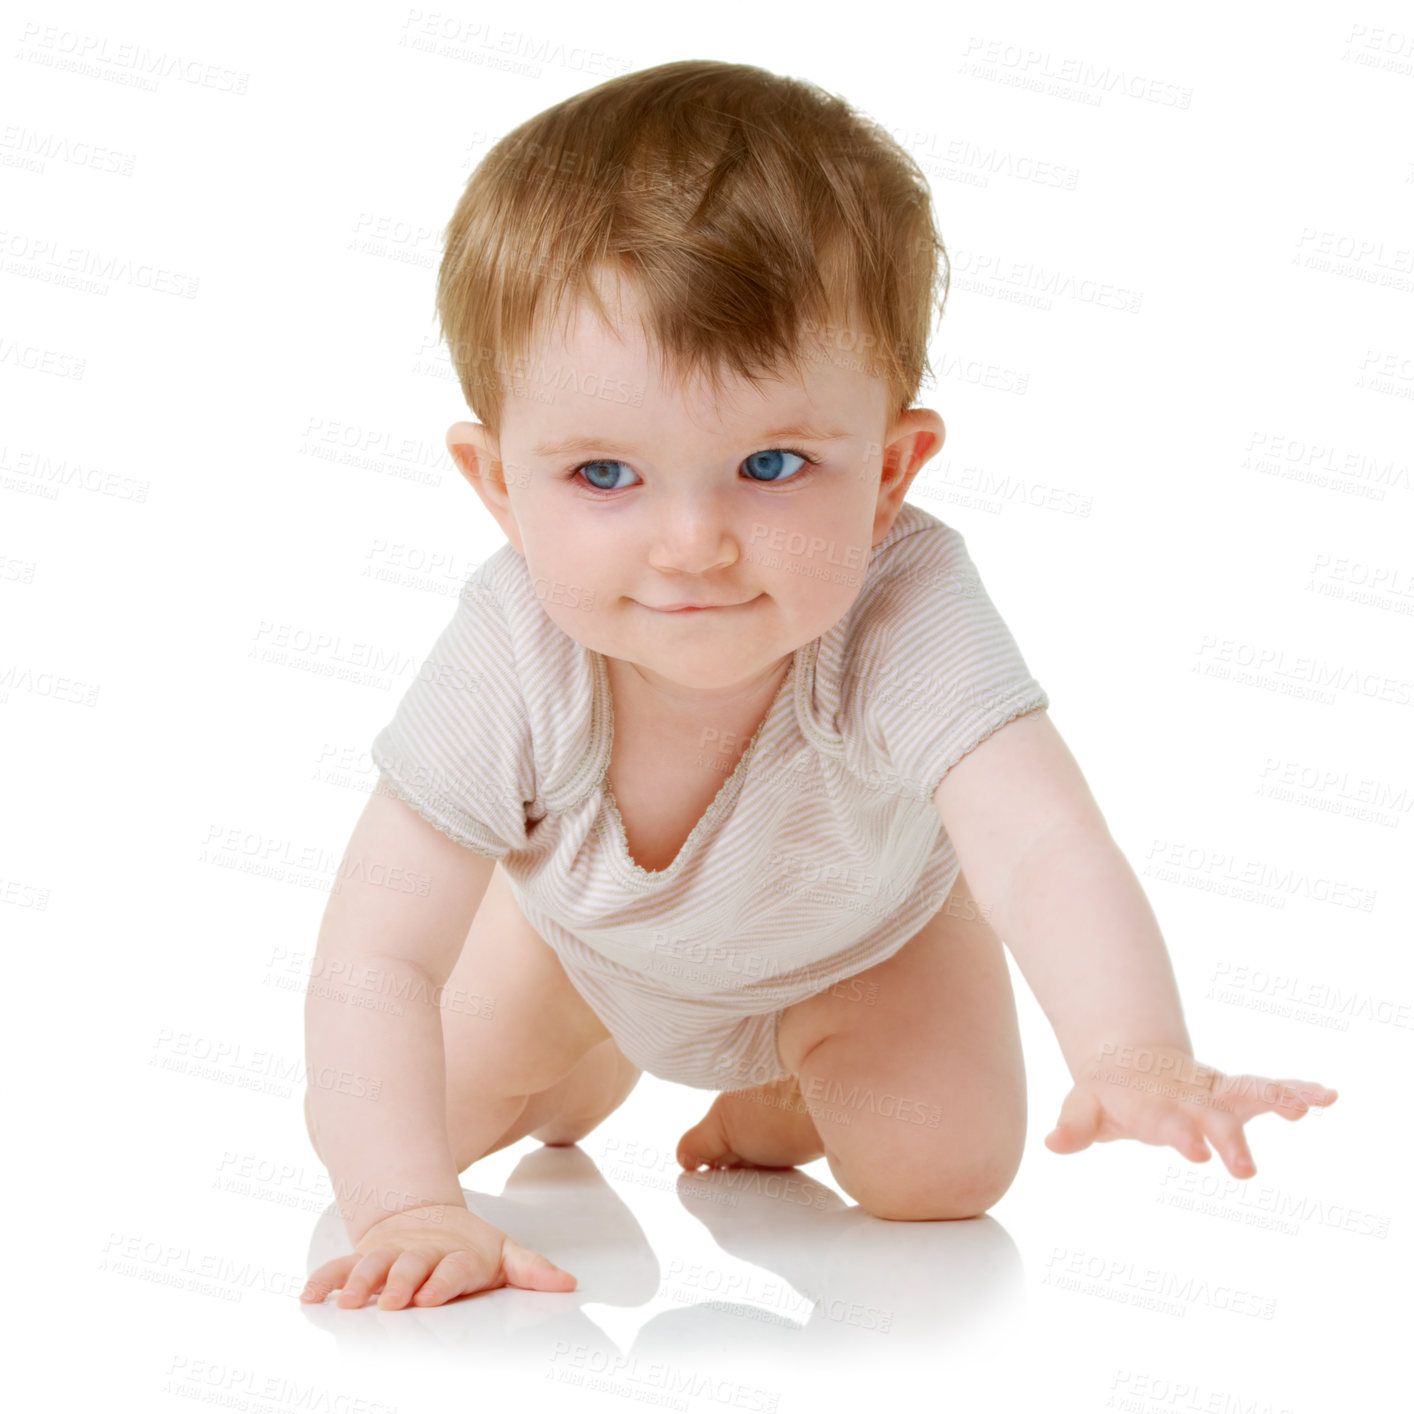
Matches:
[301,788,575,1307]
[933,708,1336,1174]
[932,708,1191,1077]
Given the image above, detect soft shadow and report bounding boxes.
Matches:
[299,1145,1021,1372]
[300,1145,659,1359]
[625,1164,1022,1364]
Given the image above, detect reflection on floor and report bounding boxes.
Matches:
[302,1136,1022,1383]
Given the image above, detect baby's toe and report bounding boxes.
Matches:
[677,1102,738,1171]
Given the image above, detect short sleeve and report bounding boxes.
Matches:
[370,577,535,860]
[842,524,1049,802]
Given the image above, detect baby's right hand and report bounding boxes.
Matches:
[299,1204,578,1310]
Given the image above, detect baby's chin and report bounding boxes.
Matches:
[590,630,802,699]
[609,645,784,695]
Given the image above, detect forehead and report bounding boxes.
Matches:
[506,283,886,441]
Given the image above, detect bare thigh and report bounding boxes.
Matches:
[774,868,1027,1219]
[441,862,630,1162]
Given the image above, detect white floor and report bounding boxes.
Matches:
[67,1046,1394,1413]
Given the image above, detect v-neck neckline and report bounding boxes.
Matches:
[591,650,800,887]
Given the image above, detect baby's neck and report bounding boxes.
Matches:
[605,651,792,724]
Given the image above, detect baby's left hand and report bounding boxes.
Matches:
[1044,1044,1338,1177]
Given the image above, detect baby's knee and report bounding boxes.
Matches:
[528,1039,642,1145]
[829,1120,1021,1221]
[845,1157,1014,1221]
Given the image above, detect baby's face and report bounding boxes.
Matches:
[458,281,939,706]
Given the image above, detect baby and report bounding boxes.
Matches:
[300,60,1336,1312]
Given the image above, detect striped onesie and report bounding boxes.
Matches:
[371,500,1050,1091]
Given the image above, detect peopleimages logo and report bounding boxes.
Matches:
[959,36,1194,108]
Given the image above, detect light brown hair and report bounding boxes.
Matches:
[435,59,949,445]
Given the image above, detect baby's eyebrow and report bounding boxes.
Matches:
[531,424,853,459]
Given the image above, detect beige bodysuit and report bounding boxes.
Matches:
[371,501,1050,1090]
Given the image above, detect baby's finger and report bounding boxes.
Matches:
[412,1251,495,1305]
[1155,1109,1210,1164]
[1046,1087,1103,1154]
[378,1249,438,1310]
[1197,1110,1257,1178]
[1243,1075,1313,1117]
[1213,1074,1332,1122]
[411,1254,470,1306]
[1266,1078,1338,1119]
[336,1247,399,1309]
[499,1236,577,1292]
[300,1256,355,1304]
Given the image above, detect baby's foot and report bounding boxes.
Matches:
[677,1074,826,1172]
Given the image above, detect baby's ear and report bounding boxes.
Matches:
[446,421,492,484]
[447,422,524,551]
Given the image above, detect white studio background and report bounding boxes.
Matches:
[4,1,1408,1409]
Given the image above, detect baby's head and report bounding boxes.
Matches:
[436,60,950,702]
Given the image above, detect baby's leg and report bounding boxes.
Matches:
[773,867,1027,1219]
[437,862,641,1172]
[478,1035,643,1159]
[680,868,1026,1219]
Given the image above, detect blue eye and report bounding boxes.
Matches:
[575,460,638,492]
[743,449,812,483]
[570,447,819,494]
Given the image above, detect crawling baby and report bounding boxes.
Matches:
[300,58,1336,1312]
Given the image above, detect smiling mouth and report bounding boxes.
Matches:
[645,596,759,612]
